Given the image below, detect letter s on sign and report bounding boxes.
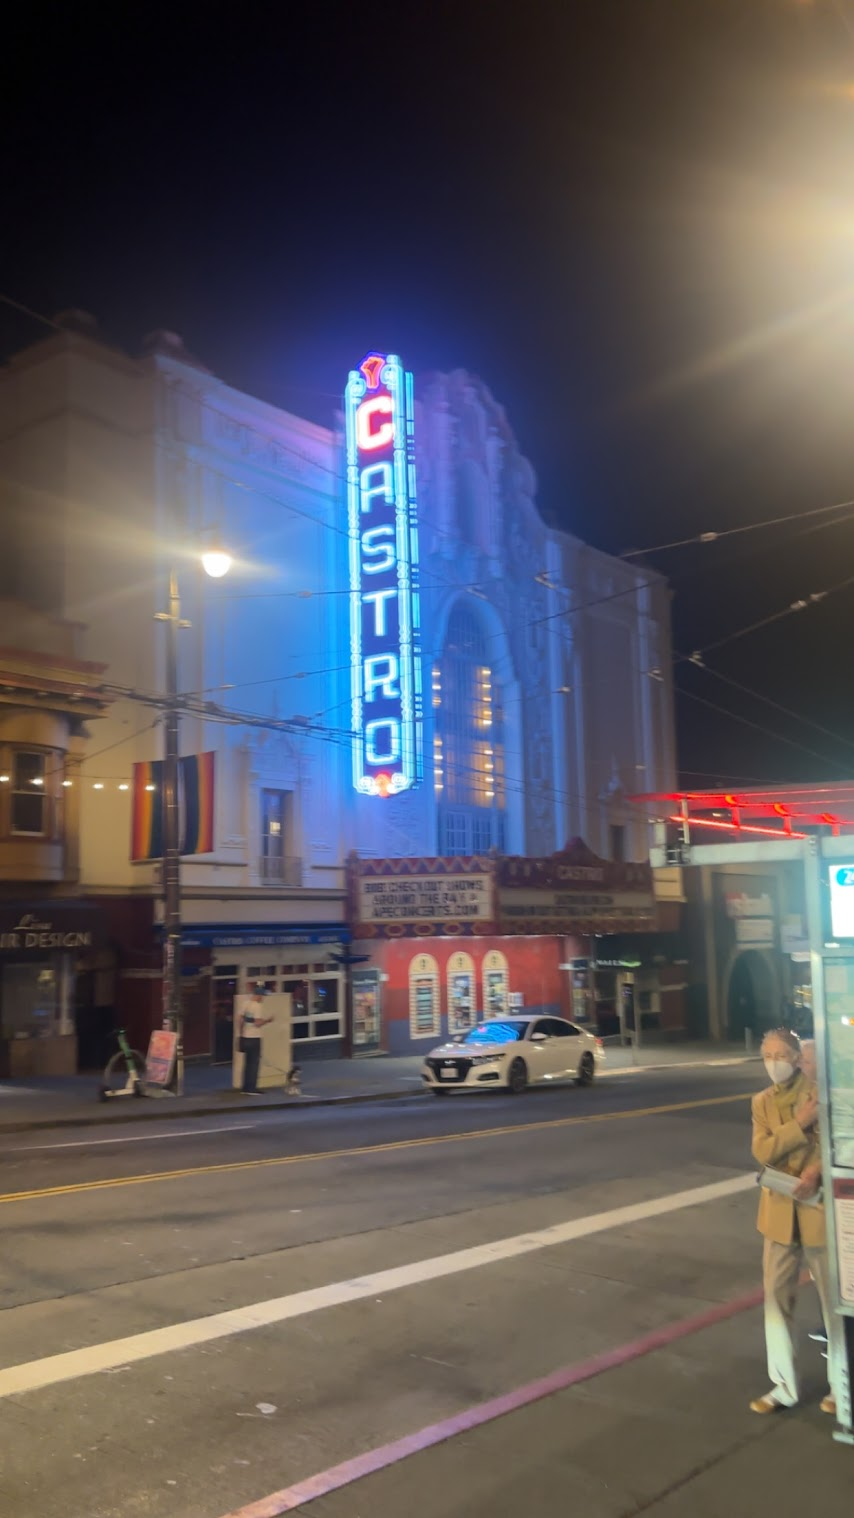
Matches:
[361,525,395,574]
[356,395,394,452]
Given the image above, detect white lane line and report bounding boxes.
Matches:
[14,1124,257,1151]
[0,1172,754,1402]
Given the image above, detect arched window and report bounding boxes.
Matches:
[409,952,440,1040]
[482,950,510,1019]
[434,603,506,857]
[447,950,476,1036]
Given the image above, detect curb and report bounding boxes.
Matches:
[607,1055,762,1076]
[0,1055,762,1136]
[0,1085,422,1136]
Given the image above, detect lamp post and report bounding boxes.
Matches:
[157,545,231,1096]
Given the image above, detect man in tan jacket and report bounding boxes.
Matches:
[750,1027,835,1415]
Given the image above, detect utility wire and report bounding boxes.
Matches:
[679,659,854,761]
[673,683,853,778]
[621,496,854,559]
[676,570,854,666]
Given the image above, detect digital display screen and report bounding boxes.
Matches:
[828,864,854,939]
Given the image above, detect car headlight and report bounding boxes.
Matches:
[471,1052,506,1065]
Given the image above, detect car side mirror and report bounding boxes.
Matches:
[530,1031,547,1042]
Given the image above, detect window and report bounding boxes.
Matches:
[447,951,476,1037]
[409,953,440,1039]
[460,1021,527,1045]
[610,824,625,863]
[310,977,340,1038]
[212,966,239,1064]
[1,963,59,1037]
[12,751,47,835]
[435,604,506,856]
[442,812,467,857]
[482,949,509,1019]
[544,1018,578,1038]
[471,815,493,855]
[261,789,297,883]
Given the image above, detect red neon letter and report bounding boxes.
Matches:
[357,395,394,452]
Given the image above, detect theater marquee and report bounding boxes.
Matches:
[349,857,497,938]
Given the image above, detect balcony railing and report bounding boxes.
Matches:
[259,854,303,886]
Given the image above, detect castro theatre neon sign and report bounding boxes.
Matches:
[346,353,423,797]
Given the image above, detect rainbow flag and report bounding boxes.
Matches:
[131,752,215,861]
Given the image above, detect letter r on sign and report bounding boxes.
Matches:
[364,654,399,701]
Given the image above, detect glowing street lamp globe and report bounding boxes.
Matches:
[201,540,232,573]
[201,547,232,579]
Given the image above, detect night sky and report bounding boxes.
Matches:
[4,0,854,790]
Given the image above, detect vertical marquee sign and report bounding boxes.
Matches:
[346,352,423,797]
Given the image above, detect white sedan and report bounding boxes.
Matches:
[421,1015,604,1096]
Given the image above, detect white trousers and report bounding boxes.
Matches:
[763,1236,833,1406]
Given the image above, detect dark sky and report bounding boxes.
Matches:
[4,0,854,790]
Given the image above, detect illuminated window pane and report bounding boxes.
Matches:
[12,750,47,835]
[436,604,506,854]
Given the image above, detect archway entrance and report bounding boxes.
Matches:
[726,949,778,1042]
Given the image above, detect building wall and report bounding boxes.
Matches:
[363,934,572,1055]
[0,324,678,1059]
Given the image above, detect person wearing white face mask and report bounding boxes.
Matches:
[750,1027,835,1416]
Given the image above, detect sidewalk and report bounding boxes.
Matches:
[275,1289,853,1518]
[0,1041,760,1135]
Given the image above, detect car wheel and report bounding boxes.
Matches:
[506,1057,528,1094]
[576,1051,595,1087]
[430,1086,449,1097]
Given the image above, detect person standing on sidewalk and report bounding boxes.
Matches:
[238,985,273,1095]
[750,1027,835,1416]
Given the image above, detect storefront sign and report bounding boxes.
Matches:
[725,892,773,919]
[358,874,492,925]
[345,352,422,799]
[734,917,775,946]
[781,915,808,957]
[350,856,497,938]
[499,887,654,934]
[176,924,349,948]
[0,907,103,953]
[497,839,654,933]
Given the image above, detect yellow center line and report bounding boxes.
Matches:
[0,1092,750,1207]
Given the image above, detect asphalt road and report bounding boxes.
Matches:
[0,1064,812,1518]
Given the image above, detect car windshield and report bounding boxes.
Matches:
[458,1021,528,1045]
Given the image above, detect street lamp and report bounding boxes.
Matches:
[157,546,231,1095]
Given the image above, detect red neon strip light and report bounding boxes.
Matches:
[667,815,807,839]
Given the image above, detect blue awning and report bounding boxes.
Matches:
[169,923,350,949]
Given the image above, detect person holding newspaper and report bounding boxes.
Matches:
[750,1027,835,1417]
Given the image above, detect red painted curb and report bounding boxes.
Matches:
[220,1283,767,1516]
